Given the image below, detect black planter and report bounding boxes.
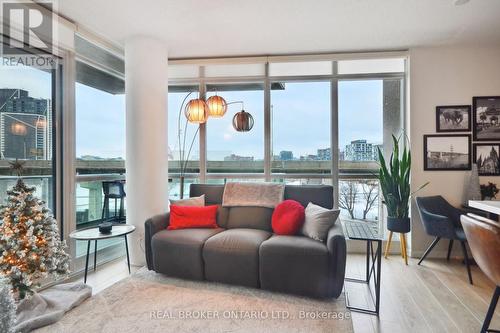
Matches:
[387,217,410,233]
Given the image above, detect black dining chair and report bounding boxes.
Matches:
[461,214,500,333]
[415,195,473,284]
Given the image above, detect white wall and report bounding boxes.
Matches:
[410,45,500,257]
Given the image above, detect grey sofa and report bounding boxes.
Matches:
[145,184,346,298]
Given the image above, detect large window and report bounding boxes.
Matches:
[0,59,56,213]
[206,83,264,174]
[271,81,331,181]
[338,80,383,222]
[168,56,406,230]
[75,64,125,228]
[338,78,402,224]
[74,35,126,263]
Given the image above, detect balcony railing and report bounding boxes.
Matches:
[0,158,381,229]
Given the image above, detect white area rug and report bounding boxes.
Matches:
[35,268,353,333]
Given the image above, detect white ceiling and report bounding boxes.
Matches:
[57,0,500,59]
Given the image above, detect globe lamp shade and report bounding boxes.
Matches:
[232,110,254,132]
[206,95,227,118]
[184,98,209,124]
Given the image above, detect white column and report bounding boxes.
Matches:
[125,37,168,266]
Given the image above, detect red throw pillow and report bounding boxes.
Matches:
[168,205,218,230]
[271,200,305,235]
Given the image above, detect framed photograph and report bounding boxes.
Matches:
[436,105,471,132]
[473,96,500,141]
[424,134,471,171]
[474,143,500,176]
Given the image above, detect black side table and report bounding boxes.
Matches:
[69,224,135,283]
[342,220,382,316]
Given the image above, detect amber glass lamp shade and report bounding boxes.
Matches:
[206,95,227,118]
[232,110,254,132]
[11,122,27,136]
[184,98,209,124]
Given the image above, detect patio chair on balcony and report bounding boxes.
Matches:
[101,180,126,223]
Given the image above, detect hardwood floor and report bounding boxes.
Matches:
[69,257,140,295]
[347,254,500,333]
[80,254,499,332]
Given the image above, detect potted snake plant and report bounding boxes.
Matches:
[377,135,427,233]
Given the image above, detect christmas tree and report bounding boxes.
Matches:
[0,160,69,299]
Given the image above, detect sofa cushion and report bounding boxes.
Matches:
[259,235,330,298]
[151,228,224,280]
[203,229,272,287]
[284,185,334,209]
[226,207,273,231]
[190,184,224,205]
[214,205,229,229]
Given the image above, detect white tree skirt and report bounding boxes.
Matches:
[15,282,91,332]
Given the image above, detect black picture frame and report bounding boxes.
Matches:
[473,143,500,176]
[424,134,471,171]
[473,96,500,141]
[436,105,471,132]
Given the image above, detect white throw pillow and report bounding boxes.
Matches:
[169,194,205,207]
[301,202,340,242]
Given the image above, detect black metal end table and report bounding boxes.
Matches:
[342,220,382,316]
[69,224,136,283]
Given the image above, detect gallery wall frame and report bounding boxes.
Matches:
[472,96,500,141]
[473,143,500,176]
[423,134,471,171]
[436,105,471,132]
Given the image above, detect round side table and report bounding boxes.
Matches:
[69,224,136,283]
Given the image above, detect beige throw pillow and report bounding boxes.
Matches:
[169,194,205,207]
[301,202,340,242]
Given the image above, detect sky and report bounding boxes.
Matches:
[1,63,384,160]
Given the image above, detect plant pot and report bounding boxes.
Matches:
[387,217,410,233]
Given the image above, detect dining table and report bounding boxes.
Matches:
[468,200,500,221]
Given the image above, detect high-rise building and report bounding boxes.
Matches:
[372,144,383,161]
[279,150,293,161]
[344,140,376,161]
[0,89,51,160]
[317,148,331,160]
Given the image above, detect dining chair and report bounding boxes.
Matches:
[461,213,500,333]
[415,195,473,284]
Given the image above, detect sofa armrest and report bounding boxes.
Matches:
[145,212,170,270]
[326,223,347,298]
